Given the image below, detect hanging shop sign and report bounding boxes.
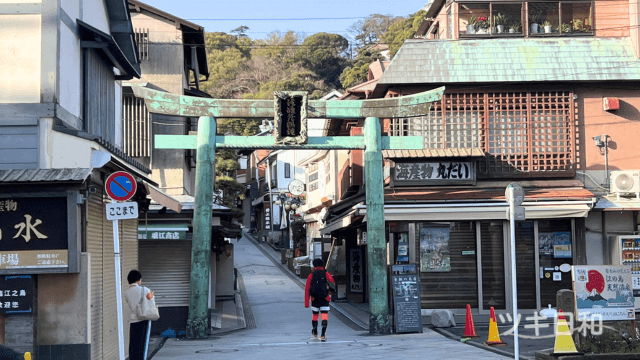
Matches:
[391,161,475,186]
[0,275,34,314]
[572,265,635,321]
[274,91,308,145]
[0,195,77,273]
[349,249,364,293]
[138,224,189,240]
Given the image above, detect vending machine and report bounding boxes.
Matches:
[610,235,640,309]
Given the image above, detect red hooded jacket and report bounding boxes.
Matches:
[305,266,335,308]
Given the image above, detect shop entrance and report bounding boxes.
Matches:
[510,220,574,311]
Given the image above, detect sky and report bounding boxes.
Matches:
[139,0,429,41]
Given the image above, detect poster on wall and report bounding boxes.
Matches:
[553,232,572,258]
[420,227,450,272]
[349,249,364,293]
[572,265,635,321]
[538,233,554,256]
[396,233,409,263]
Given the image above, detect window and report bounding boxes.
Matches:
[308,162,318,192]
[134,28,149,61]
[391,90,576,176]
[123,95,150,157]
[458,1,592,37]
[284,163,291,178]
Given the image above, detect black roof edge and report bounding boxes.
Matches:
[77,19,141,80]
[52,125,151,174]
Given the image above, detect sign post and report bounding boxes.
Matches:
[506,183,525,360]
[105,172,139,360]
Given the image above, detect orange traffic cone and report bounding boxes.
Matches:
[552,310,581,355]
[484,307,507,346]
[463,304,478,338]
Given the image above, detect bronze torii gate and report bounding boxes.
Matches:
[131,85,444,338]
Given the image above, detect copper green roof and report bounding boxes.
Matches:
[377,37,640,85]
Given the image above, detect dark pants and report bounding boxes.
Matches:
[129,320,149,360]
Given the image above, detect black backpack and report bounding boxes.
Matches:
[309,269,329,298]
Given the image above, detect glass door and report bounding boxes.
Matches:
[537,220,573,308]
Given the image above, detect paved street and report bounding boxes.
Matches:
[152,237,510,360]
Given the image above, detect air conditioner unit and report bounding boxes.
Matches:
[610,170,640,201]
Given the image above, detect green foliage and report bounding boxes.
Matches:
[291,220,306,250]
[578,321,640,354]
[294,32,350,89]
[348,14,402,50]
[339,48,382,89]
[214,149,245,220]
[201,32,252,98]
[217,118,262,136]
[380,10,426,59]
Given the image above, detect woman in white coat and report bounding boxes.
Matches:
[124,270,155,360]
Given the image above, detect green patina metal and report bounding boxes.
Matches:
[131,85,444,119]
[155,135,424,150]
[137,87,445,337]
[186,116,215,339]
[364,117,390,334]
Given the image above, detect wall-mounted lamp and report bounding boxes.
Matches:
[592,134,610,187]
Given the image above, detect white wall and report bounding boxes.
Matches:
[277,151,295,191]
[0,15,41,103]
[114,82,123,147]
[59,23,82,117]
[82,0,110,34]
[39,119,94,169]
[61,0,80,22]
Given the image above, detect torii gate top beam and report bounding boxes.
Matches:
[131,86,445,119]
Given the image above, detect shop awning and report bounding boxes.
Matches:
[252,194,267,206]
[320,209,356,235]
[594,196,640,211]
[138,223,189,240]
[143,181,183,213]
[355,202,593,221]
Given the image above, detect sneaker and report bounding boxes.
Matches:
[320,335,326,342]
[312,328,317,338]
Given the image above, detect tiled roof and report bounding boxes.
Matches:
[378,37,640,86]
[0,168,91,183]
[384,187,595,202]
[383,148,485,158]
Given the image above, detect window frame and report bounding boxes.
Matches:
[456,1,594,38]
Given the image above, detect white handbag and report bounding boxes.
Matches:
[136,286,160,321]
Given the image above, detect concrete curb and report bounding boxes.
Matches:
[432,326,541,360]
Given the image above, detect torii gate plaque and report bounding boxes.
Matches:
[131,85,444,338]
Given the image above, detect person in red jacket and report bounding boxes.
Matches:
[305,258,335,341]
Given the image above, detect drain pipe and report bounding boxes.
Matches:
[603,134,609,189]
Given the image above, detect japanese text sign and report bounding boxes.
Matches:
[0,197,69,270]
[393,161,475,185]
[274,91,308,145]
[0,275,33,314]
[106,202,139,220]
[572,265,635,321]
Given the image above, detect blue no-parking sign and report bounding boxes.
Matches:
[105,171,137,202]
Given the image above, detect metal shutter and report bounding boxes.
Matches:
[138,241,192,307]
[87,190,104,360]
[102,194,117,360]
[120,218,138,353]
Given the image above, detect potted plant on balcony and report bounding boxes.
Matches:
[466,15,477,34]
[529,10,543,34]
[572,18,585,32]
[493,13,507,33]
[509,21,522,33]
[561,23,572,33]
[541,20,552,33]
[476,17,490,34]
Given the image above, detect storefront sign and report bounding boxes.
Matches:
[0,275,34,314]
[573,265,635,321]
[357,229,367,246]
[265,208,271,230]
[274,91,308,145]
[420,227,451,272]
[0,197,69,271]
[392,161,475,186]
[396,233,409,263]
[392,267,422,333]
[349,249,364,293]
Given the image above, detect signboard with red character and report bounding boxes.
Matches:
[572,265,635,321]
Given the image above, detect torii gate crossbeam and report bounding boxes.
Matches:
[133,86,444,338]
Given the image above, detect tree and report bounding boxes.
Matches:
[215,148,246,220]
[380,10,426,59]
[217,118,262,136]
[200,32,252,98]
[339,48,382,89]
[294,33,350,89]
[348,14,403,50]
